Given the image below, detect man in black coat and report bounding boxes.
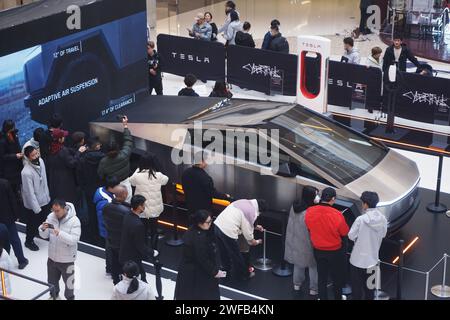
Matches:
[359,0,373,35]
[268,25,289,54]
[147,41,163,96]
[103,185,130,285]
[0,120,23,195]
[119,195,157,283]
[39,114,64,164]
[77,137,105,244]
[0,179,28,269]
[382,35,421,73]
[235,22,256,48]
[47,129,86,205]
[181,153,229,216]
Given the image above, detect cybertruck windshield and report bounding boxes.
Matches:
[264,107,389,185]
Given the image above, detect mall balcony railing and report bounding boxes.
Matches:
[0,266,56,300]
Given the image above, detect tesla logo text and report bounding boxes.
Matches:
[402,91,449,108]
[242,63,281,78]
[328,78,353,88]
[66,5,81,30]
[171,53,210,63]
[302,43,321,49]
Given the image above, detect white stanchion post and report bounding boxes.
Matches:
[431,254,450,298]
[253,229,273,271]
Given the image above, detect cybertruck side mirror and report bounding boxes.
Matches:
[274,162,297,178]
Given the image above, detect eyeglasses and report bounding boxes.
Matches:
[205,219,212,225]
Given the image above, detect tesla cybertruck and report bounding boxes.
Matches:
[90,96,420,232]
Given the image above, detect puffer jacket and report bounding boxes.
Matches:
[129,169,169,218]
[223,20,243,45]
[21,158,51,214]
[93,187,114,238]
[285,207,316,268]
[342,47,361,64]
[111,277,156,300]
[97,128,133,183]
[348,208,387,269]
[39,202,81,263]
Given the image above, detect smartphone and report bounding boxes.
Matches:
[46,223,55,229]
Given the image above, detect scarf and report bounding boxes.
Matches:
[50,141,64,155]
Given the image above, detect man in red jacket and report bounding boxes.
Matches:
[305,187,349,300]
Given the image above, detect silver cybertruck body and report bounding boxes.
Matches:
[90,96,420,233]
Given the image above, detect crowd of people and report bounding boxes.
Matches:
[0,106,389,300]
[0,115,162,299]
[186,1,289,54]
[0,0,399,301]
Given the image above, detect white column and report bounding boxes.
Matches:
[147,0,157,41]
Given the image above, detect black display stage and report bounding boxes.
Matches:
[143,188,450,300]
[87,95,450,299]
[332,113,450,156]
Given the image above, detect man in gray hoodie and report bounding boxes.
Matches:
[21,146,51,251]
[342,37,361,65]
[39,199,81,300]
[348,191,387,300]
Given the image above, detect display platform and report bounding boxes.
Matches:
[332,112,450,156]
[144,188,450,300]
[85,95,450,299]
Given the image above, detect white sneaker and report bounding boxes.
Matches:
[294,285,301,291]
[153,250,159,258]
[342,295,347,300]
[309,289,318,296]
[48,295,61,300]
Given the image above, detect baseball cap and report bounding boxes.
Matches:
[51,128,69,140]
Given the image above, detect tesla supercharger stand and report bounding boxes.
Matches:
[296,36,331,114]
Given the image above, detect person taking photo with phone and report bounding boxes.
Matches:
[98,115,133,202]
[39,199,81,300]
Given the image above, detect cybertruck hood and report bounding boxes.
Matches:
[345,149,420,221]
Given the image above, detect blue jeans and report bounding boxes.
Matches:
[5,222,26,263]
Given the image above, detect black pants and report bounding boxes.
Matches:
[214,226,249,279]
[314,248,346,300]
[84,185,101,245]
[25,204,50,244]
[141,217,159,250]
[4,222,26,263]
[350,265,375,300]
[149,76,163,95]
[104,239,113,273]
[359,7,370,33]
[137,260,147,283]
[110,247,122,285]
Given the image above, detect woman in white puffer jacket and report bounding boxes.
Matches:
[130,153,168,250]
